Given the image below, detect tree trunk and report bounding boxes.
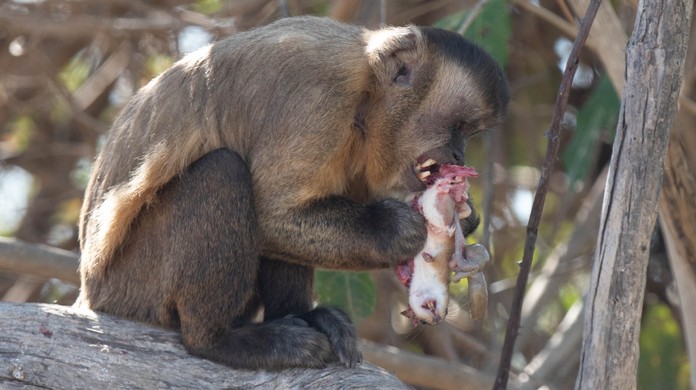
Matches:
[575,1,693,389]
[0,303,408,389]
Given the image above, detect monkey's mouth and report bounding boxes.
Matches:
[406,157,441,191]
[414,158,440,184]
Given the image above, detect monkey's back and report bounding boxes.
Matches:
[78,16,373,287]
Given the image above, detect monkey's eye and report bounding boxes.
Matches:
[394,64,411,85]
[451,121,468,134]
[456,120,470,131]
[457,120,485,137]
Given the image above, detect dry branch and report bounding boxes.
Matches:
[0,237,80,285]
[575,1,693,388]
[0,303,408,389]
[362,340,492,390]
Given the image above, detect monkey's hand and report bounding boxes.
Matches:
[300,307,362,368]
[371,199,429,263]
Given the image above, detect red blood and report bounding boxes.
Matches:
[395,259,414,288]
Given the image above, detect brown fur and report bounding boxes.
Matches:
[77,16,508,369]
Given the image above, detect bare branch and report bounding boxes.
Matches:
[362,340,493,390]
[0,237,79,285]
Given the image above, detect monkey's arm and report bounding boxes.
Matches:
[261,197,427,270]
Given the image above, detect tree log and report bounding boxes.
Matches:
[0,303,408,389]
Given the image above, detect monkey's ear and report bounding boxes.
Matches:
[364,26,425,86]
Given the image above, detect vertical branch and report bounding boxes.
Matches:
[493,0,603,388]
[576,1,693,388]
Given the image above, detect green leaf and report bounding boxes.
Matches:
[638,303,690,390]
[193,0,223,15]
[562,75,620,184]
[434,0,511,67]
[314,270,376,322]
[59,57,89,92]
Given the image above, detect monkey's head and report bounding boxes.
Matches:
[356,25,509,232]
[358,25,508,233]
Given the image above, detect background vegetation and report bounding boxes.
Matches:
[0,1,693,388]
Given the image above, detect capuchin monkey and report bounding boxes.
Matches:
[76,16,509,370]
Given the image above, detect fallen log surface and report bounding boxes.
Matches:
[0,303,409,389]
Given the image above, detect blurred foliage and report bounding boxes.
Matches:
[146,55,176,79]
[434,0,511,66]
[194,0,225,15]
[7,116,35,152]
[314,270,376,322]
[563,74,620,185]
[59,58,90,92]
[463,0,511,67]
[639,303,691,390]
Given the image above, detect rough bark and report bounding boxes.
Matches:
[0,303,408,389]
[575,1,693,389]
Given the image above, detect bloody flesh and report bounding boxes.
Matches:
[395,164,478,324]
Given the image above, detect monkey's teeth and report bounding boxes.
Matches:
[421,159,437,169]
[417,171,431,181]
[415,159,438,173]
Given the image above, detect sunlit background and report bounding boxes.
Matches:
[0,1,692,389]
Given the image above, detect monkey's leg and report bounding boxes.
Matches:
[162,149,336,370]
[259,258,362,367]
[259,258,314,319]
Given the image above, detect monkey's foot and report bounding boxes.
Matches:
[300,307,362,368]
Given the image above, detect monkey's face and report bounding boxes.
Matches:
[402,58,501,191]
[362,27,508,235]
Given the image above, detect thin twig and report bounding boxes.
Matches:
[492,0,603,388]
